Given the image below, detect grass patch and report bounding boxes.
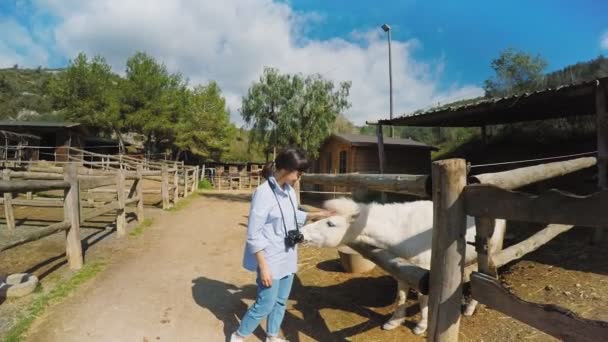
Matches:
[3,261,106,342]
[166,192,200,212]
[198,179,213,190]
[128,218,154,237]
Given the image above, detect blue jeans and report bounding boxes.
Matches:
[237,273,294,337]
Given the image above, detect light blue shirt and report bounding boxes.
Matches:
[242,176,308,279]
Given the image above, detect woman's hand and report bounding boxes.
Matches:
[307,210,335,221]
[259,265,273,287]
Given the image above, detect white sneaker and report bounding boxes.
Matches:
[230,332,245,342]
[266,337,289,342]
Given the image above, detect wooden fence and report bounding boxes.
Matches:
[1,150,200,271]
[300,155,608,341]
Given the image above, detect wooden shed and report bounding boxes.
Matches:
[314,133,436,175]
[0,121,87,162]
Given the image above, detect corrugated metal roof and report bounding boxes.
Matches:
[378,77,606,127]
[0,121,81,128]
[333,133,437,150]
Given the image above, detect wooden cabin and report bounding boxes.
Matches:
[314,133,437,175]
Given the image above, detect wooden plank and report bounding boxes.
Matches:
[0,179,69,193]
[136,165,145,222]
[161,165,170,209]
[79,176,116,190]
[464,184,608,227]
[3,169,15,231]
[116,169,126,236]
[173,167,179,203]
[300,173,429,198]
[594,81,608,243]
[349,243,429,294]
[125,197,139,205]
[469,156,597,190]
[492,224,574,269]
[11,171,65,180]
[0,198,64,207]
[80,202,119,222]
[427,159,468,342]
[63,163,83,270]
[0,221,71,252]
[471,272,608,342]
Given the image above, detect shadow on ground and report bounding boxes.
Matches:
[191,273,417,341]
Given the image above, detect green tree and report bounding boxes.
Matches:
[46,53,121,139]
[332,113,358,134]
[483,48,548,97]
[241,67,351,159]
[174,82,235,161]
[121,52,188,154]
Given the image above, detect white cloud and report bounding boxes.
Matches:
[27,0,482,125]
[0,18,49,67]
[601,31,608,50]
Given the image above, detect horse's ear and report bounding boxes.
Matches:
[323,197,359,218]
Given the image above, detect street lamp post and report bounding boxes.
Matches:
[381,23,394,138]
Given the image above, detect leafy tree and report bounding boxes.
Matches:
[121,52,188,154]
[46,53,121,137]
[223,128,266,163]
[483,48,547,97]
[241,67,351,159]
[332,113,358,134]
[174,82,235,161]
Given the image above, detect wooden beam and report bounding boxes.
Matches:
[469,157,596,190]
[11,171,65,180]
[594,81,608,243]
[300,173,429,198]
[3,169,15,231]
[427,159,468,342]
[116,169,126,237]
[471,272,608,342]
[0,198,64,207]
[464,184,608,227]
[0,221,70,252]
[136,165,145,222]
[474,217,496,276]
[491,224,574,269]
[161,165,170,209]
[63,163,83,270]
[79,176,116,190]
[0,179,69,193]
[349,243,429,294]
[80,202,119,223]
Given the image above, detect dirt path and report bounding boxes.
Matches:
[26,191,256,342]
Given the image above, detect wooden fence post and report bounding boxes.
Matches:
[63,163,83,269]
[161,165,170,209]
[3,169,16,232]
[427,159,467,342]
[184,168,190,197]
[136,165,145,222]
[116,168,126,236]
[294,179,301,204]
[376,124,387,203]
[192,168,197,193]
[593,81,607,243]
[173,165,179,204]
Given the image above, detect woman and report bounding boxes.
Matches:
[230,149,332,342]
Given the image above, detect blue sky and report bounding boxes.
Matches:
[288,0,608,87]
[1,0,607,124]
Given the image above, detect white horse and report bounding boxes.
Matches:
[300,198,506,335]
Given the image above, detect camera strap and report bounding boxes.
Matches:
[268,180,300,238]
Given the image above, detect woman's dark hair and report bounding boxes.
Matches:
[261,148,310,180]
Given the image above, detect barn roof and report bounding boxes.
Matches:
[378,77,607,127]
[333,133,437,150]
[0,120,81,128]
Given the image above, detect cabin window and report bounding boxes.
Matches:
[339,151,347,174]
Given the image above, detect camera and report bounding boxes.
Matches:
[285,230,304,248]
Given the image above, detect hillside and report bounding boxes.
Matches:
[0,67,64,120]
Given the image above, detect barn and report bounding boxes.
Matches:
[313,133,437,175]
